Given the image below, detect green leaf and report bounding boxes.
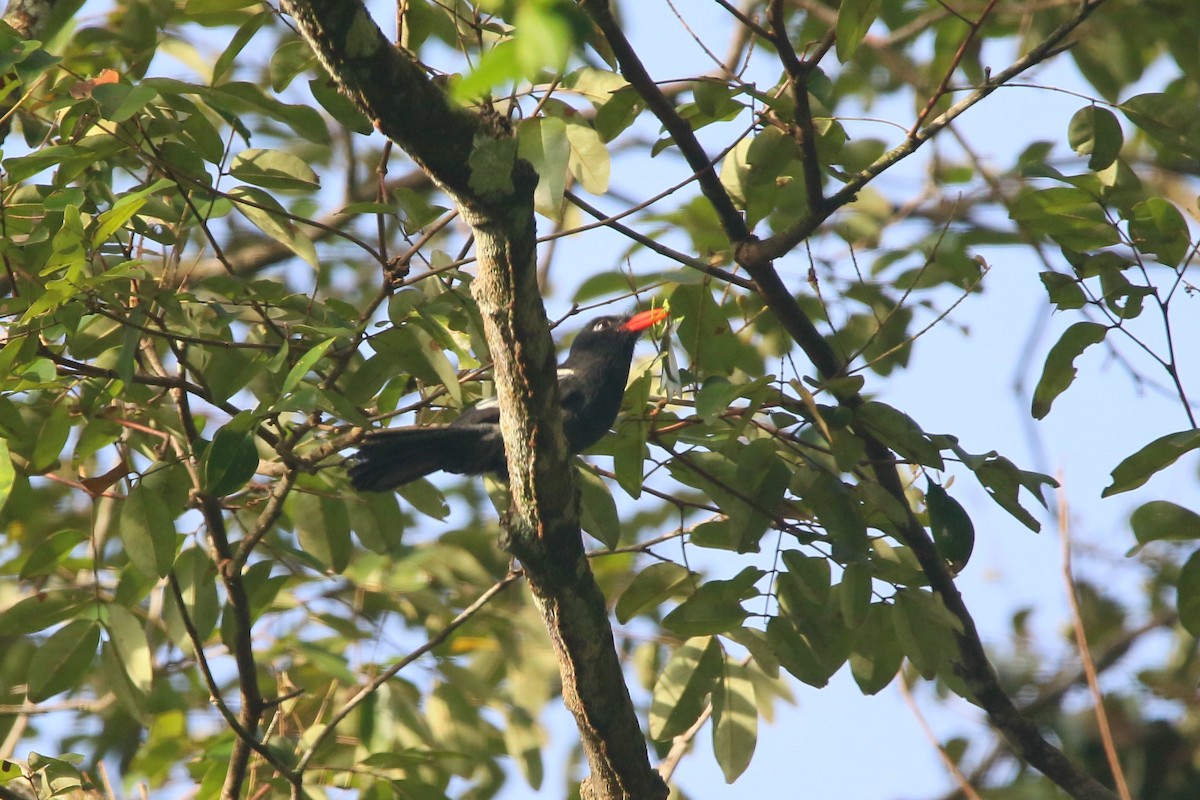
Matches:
[593,84,643,142]
[309,76,374,135]
[228,185,318,268]
[839,560,872,627]
[804,473,868,553]
[104,604,153,694]
[970,455,1057,532]
[202,413,260,497]
[230,148,320,191]
[1068,105,1123,171]
[926,482,975,571]
[1032,321,1104,419]
[1130,501,1200,550]
[767,616,831,688]
[578,467,621,548]
[835,0,882,62]
[725,627,780,679]
[502,707,543,790]
[776,550,830,610]
[856,401,944,468]
[269,37,313,91]
[715,127,792,226]
[0,436,14,514]
[1038,271,1087,310]
[849,603,903,694]
[1127,198,1190,267]
[616,562,691,624]
[518,116,571,217]
[166,547,220,644]
[121,483,178,578]
[20,529,88,579]
[32,400,71,473]
[294,489,352,573]
[1177,549,1200,637]
[729,439,790,551]
[92,82,160,122]
[348,491,406,555]
[711,657,757,782]
[213,11,270,83]
[27,619,100,702]
[514,1,578,75]
[396,478,449,521]
[564,120,610,195]
[1009,187,1120,251]
[662,571,759,637]
[612,367,653,498]
[649,636,721,740]
[211,81,330,144]
[281,338,336,395]
[891,589,961,679]
[0,590,93,635]
[1103,429,1200,497]
[695,376,741,422]
[91,179,174,246]
[453,40,522,102]
[1121,92,1200,160]
[101,639,149,722]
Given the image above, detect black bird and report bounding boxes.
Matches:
[349,307,668,492]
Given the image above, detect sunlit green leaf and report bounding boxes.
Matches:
[0,437,14,514]
[649,636,721,740]
[711,657,757,782]
[230,148,321,191]
[104,604,153,693]
[518,116,570,217]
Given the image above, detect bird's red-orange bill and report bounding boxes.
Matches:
[622,307,669,332]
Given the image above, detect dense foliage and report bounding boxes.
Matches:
[0,0,1198,798]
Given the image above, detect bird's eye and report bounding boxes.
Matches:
[593,319,612,330]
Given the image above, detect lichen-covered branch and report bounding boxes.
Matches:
[279,2,665,797]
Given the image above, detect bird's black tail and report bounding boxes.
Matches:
[348,425,504,492]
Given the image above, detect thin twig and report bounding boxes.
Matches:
[1058,484,1134,800]
[658,702,713,783]
[898,676,985,800]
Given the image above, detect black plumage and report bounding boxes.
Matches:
[349,308,667,492]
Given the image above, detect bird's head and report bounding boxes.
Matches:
[568,307,668,355]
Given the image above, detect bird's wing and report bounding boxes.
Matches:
[455,367,578,420]
[453,397,501,426]
[557,367,587,414]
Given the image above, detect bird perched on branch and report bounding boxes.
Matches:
[349,307,668,492]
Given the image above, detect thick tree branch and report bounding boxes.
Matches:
[279,3,666,798]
